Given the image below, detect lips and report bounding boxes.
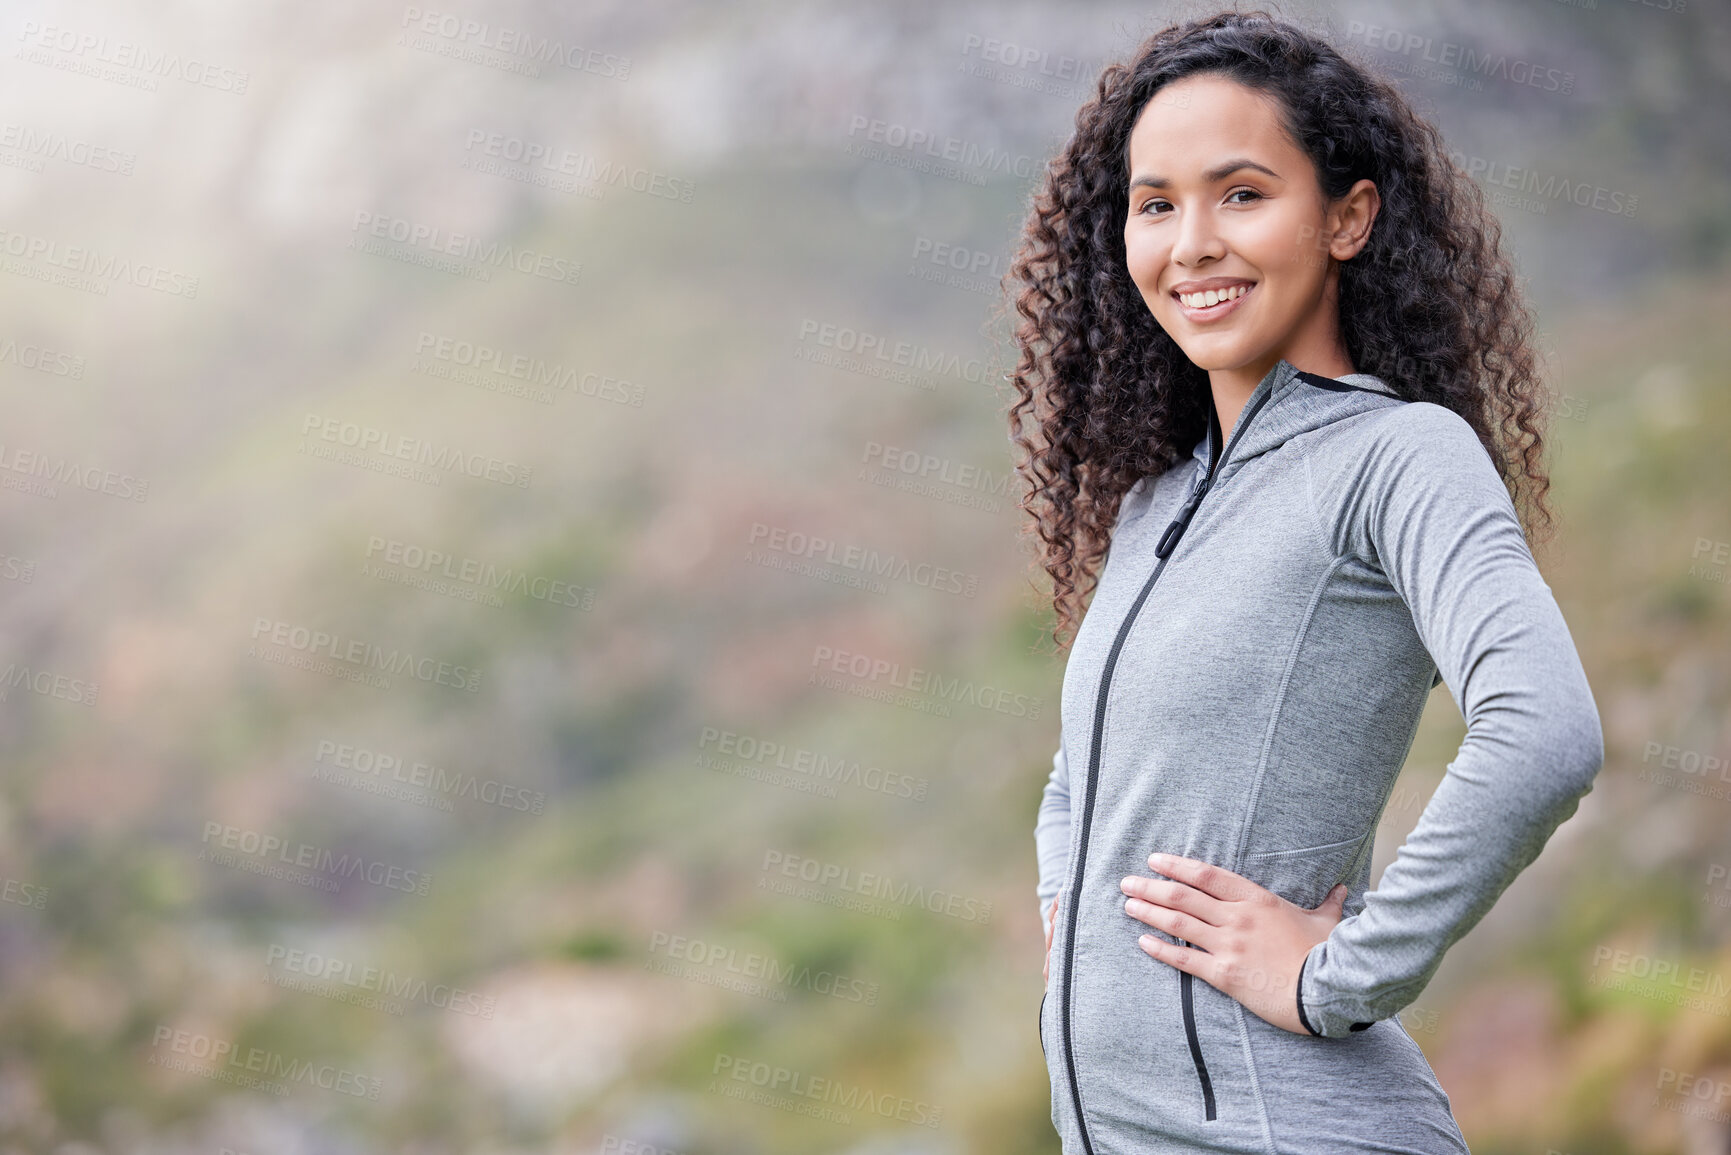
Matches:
[1169,280,1256,323]
[1177,282,1246,309]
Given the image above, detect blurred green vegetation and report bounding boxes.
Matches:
[0,2,1728,1152]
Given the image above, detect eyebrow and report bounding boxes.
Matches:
[1129,157,1282,191]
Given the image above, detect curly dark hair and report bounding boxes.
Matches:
[1000,9,1553,651]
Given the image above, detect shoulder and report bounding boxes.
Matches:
[1112,475,1153,530]
[1347,402,1522,545]
[1368,399,1484,444]
[1326,399,1496,478]
[1307,398,1518,560]
[1121,460,1191,509]
[1362,402,1502,491]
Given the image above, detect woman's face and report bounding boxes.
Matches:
[1123,72,1374,376]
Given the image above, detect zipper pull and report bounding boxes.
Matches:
[1156,492,1199,558]
[1155,468,1210,559]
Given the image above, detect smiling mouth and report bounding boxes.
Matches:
[1173,282,1254,310]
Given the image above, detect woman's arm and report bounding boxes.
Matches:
[1035,742,1071,927]
[1033,477,1149,928]
[1296,402,1605,1037]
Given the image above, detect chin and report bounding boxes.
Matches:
[1164,332,1256,372]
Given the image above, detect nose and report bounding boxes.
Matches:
[1170,201,1227,269]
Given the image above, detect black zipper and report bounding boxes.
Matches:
[1056,383,1274,1148]
[1179,939,1217,1119]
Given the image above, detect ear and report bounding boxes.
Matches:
[1326,178,1380,262]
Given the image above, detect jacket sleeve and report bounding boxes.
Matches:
[1034,741,1071,925]
[1296,402,1605,1038]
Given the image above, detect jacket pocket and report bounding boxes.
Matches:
[1241,832,1366,860]
[1241,831,1370,910]
[1038,990,1048,1058]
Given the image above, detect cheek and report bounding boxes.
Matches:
[1238,209,1322,282]
[1123,231,1167,295]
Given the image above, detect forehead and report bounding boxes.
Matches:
[1126,73,1294,174]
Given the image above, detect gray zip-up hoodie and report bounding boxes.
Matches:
[1035,358,1603,1153]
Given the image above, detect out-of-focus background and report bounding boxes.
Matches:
[0,0,1727,1151]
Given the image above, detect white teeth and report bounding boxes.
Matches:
[1178,284,1250,308]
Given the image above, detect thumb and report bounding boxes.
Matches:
[1323,884,1347,912]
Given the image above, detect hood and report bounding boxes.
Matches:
[1191,358,1400,489]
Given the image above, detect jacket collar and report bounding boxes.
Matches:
[1189,359,1400,485]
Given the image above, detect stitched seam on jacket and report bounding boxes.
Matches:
[1243,833,1366,860]
[1232,998,1281,1155]
[1299,447,1331,563]
[1299,399,1408,571]
[1226,510,1341,1150]
[1230,552,1351,872]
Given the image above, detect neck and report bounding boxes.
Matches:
[1208,272,1357,442]
[1207,349,1357,444]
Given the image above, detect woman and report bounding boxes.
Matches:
[1008,12,1604,1154]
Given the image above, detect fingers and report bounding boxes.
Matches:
[1145,852,1255,901]
[1120,872,1227,936]
[1124,894,1221,952]
[1136,932,1221,988]
[1313,883,1348,913]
